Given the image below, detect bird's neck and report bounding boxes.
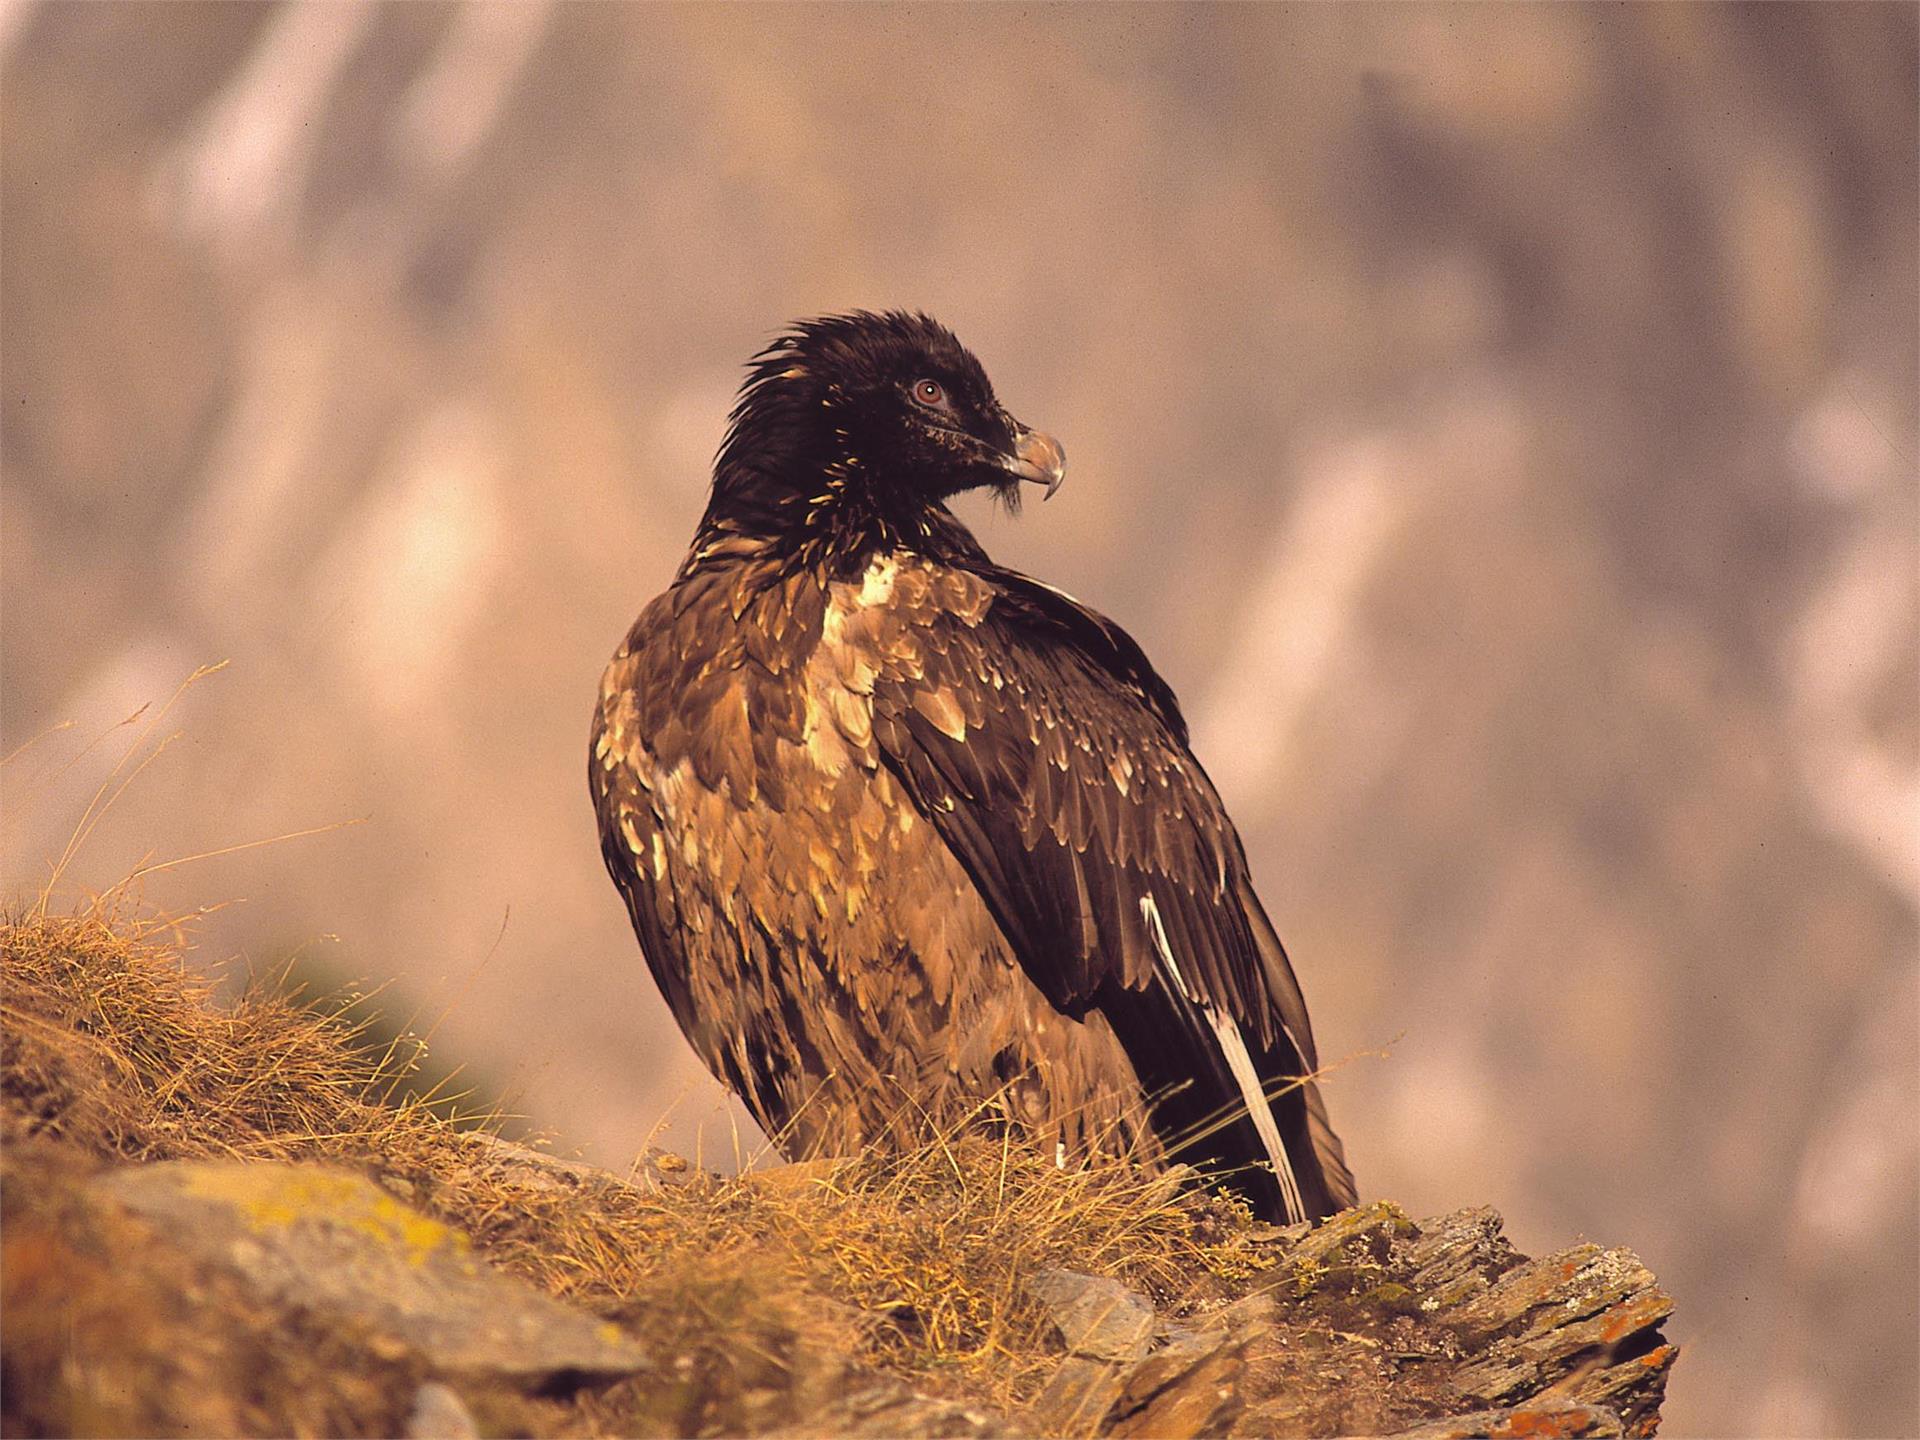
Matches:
[696,386,995,575]
[690,464,991,581]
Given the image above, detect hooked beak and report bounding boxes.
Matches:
[1001,426,1067,500]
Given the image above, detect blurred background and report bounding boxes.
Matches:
[3,3,1914,1433]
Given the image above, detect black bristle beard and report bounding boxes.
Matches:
[986,476,1026,516]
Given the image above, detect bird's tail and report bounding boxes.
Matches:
[1239,873,1357,1219]
[1303,1068,1357,1211]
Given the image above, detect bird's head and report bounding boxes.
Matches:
[706,311,1065,552]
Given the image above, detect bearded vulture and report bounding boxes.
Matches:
[590,311,1355,1222]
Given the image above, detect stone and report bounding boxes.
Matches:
[1107,1340,1246,1439]
[404,1382,479,1439]
[452,1132,698,1197]
[1284,1200,1418,1270]
[1030,1355,1130,1436]
[1403,1207,1520,1311]
[774,1379,1010,1437]
[1385,1401,1626,1438]
[1026,1268,1156,1362]
[96,1161,649,1389]
[1447,1245,1673,1417]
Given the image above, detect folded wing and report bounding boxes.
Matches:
[868,566,1355,1221]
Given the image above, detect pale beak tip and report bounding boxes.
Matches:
[1010,427,1067,499]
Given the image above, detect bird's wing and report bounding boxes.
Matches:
[590,658,699,1036]
[869,566,1292,1045]
[867,565,1354,1216]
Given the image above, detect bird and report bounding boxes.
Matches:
[590,311,1354,1223]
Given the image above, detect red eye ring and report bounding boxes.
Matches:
[911,379,949,410]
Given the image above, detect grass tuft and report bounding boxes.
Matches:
[2,906,1267,1429]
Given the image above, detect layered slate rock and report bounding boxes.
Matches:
[1015,1202,1673,1439]
[1028,1269,1158,1362]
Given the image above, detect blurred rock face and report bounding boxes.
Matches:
[3,4,1913,1434]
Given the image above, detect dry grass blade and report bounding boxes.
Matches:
[0,716,77,770]
[37,662,229,917]
[100,817,371,901]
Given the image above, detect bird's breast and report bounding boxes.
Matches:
[802,549,991,772]
[598,549,996,955]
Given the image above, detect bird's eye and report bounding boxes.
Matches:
[910,379,951,412]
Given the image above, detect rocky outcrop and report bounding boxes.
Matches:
[16,1139,1670,1438]
[1023,1202,1672,1439]
[424,1143,1675,1436]
[1,913,1673,1437]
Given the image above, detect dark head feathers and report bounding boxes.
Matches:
[738,312,990,411]
[698,312,1065,564]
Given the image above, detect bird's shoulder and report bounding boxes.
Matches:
[855,553,1265,1023]
[593,543,826,790]
[607,542,825,688]
[837,549,1189,749]
[593,534,1194,815]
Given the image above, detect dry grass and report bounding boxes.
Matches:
[1,904,1268,1431]
[1,905,447,1164]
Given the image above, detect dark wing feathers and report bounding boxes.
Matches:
[865,564,1353,1216]
[590,744,691,1030]
[871,568,1271,1034]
